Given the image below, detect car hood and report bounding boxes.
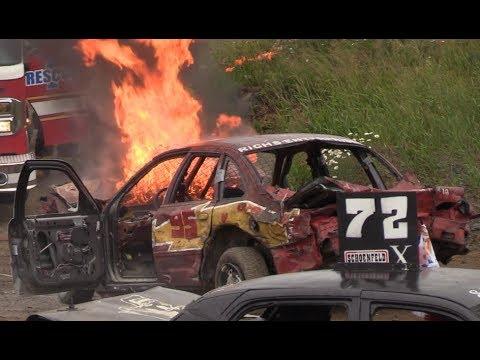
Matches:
[27,286,200,321]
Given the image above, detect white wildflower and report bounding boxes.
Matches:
[374,134,380,138]
[333,166,339,170]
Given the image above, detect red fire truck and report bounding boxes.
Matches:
[0,39,88,193]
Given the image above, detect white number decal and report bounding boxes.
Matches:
[381,196,408,239]
[345,198,376,238]
[345,196,408,239]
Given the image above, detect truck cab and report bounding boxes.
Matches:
[0,39,36,193]
[0,39,88,194]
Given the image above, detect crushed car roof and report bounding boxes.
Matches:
[191,133,363,153]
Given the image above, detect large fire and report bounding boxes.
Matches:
[77,39,245,203]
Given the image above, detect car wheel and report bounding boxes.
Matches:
[214,247,269,288]
[57,289,95,305]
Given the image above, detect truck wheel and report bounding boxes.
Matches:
[214,247,269,288]
[57,289,95,305]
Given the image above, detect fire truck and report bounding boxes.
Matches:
[0,39,87,194]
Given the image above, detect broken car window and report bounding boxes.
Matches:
[372,307,457,321]
[121,156,185,208]
[175,156,219,202]
[223,158,245,198]
[367,154,400,189]
[25,170,79,216]
[247,152,275,185]
[238,304,349,321]
[322,148,372,186]
[285,151,314,191]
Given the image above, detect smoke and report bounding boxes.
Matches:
[181,40,254,136]
[28,39,255,199]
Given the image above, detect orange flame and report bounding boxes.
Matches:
[225,50,278,72]
[77,39,246,204]
[214,113,242,137]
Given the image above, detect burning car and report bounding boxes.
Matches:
[8,133,478,302]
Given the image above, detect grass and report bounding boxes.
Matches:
[211,40,480,203]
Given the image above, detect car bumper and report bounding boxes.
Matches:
[0,152,36,192]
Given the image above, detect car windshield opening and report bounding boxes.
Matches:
[246,144,379,193]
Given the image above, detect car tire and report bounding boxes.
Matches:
[57,289,95,305]
[214,247,269,288]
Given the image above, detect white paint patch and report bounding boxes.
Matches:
[469,289,480,298]
[31,97,86,117]
[0,63,24,80]
[237,135,359,153]
[117,294,185,320]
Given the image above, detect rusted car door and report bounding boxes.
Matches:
[8,160,105,295]
[151,152,222,288]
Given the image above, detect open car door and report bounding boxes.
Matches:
[8,160,105,295]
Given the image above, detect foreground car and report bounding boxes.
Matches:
[28,268,480,321]
[8,133,477,301]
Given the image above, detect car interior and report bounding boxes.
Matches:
[114,155,223,279]
[113,143,398,278]
[247,143,400,209]
[239,303,349,321]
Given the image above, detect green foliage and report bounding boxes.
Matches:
[211,40,480,202]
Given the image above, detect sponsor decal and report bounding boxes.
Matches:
[117,294,185,320]
[237,135,358,152]
[469,289,480,298]
[344,249,389,263]
[25,64,70,90]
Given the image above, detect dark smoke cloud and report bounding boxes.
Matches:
[183,40,253,135]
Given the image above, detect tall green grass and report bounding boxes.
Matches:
[211,40,480,202]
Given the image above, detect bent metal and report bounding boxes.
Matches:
[9,133,478,301]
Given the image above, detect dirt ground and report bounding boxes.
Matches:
[0,198,63,320]
[1,196,480,321]
[0,242,62,320]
